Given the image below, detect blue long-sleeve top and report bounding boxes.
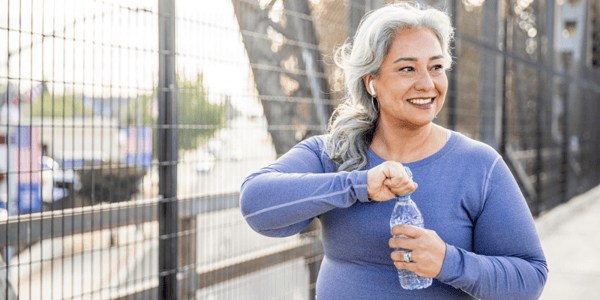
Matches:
[240,131,547,299]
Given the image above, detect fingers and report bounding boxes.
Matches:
[393,260,415,273]
[388,233,418,250]
[391,224,422,238]
[385,179,417,196]
[367,161,417,201]
[383,162,416,195]
[390,249,440,278]
[389,226,447,278]
[391,250,416,265]
[384,161,405,180]
[390,251,422,275]
[391,250,410,262]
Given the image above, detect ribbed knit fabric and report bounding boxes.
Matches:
[240,131,547,300]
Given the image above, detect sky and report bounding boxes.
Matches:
[0,0,263,116]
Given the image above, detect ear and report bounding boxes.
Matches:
[363,75,375,97]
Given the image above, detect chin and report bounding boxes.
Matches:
[410,113,437,126]
[401,119,435,130]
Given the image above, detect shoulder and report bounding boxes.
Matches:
[449,131,500,164]
[297,135,326,150]
[442,132,513,215]
[292,135,328,160]
[296,135,338,172]
[444,131,506,193]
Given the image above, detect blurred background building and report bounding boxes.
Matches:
[0,0,599,299]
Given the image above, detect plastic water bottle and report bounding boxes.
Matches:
[389,167,432,290]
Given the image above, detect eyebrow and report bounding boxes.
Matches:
[393,55,444,64]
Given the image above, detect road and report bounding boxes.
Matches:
[189,117,310,299]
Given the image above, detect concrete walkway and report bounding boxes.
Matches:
[536,185,600,299]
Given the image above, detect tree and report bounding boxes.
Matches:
[177,74,227,150]
[128,73,226,153]
[31,91,93,118]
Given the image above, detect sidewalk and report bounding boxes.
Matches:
[536,185,600,299]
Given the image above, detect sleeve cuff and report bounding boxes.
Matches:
[354,170,371,203]
[436,243,462,283]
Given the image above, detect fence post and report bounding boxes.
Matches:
[533,0,555,216]
[447,0,459,130]
[561,74,571,205]
[158,0,178,299]
[499,0,510,156]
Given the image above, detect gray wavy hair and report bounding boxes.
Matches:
[325,2,454,171]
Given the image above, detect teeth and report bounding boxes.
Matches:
[408,98,433,105]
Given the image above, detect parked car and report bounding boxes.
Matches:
[41,156,82,203]
[196,150,216,173]
[207,138,223,156]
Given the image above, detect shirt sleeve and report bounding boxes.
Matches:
[436,156,548,300]
[240,137,370,237]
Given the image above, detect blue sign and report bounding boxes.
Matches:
[124,127,153,169]
[19,183,42,214]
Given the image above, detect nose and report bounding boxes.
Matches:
[415,71,435,91]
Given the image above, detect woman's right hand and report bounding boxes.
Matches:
[367,161,417,201]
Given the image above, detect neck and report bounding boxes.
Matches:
[371,121,443,163]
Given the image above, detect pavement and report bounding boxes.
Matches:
[536,184,600,299]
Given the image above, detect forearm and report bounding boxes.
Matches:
[240,169,369,236]
[437,245,547,300]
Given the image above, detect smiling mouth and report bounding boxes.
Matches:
[407,97,435,108]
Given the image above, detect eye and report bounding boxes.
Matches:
[431,64,444,71]
[399,66,414,72]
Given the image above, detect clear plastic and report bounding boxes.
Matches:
[389,167,432,290]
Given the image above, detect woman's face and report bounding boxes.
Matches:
[367,27,448,129]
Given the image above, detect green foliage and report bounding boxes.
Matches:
[128,73,226,152]
[177,73,226,150]
[31,91,93,117]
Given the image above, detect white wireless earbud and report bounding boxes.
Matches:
[369,81,375,95]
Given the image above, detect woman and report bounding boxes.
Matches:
[240,2,547,299]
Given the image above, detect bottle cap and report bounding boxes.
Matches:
[404,166,412,180]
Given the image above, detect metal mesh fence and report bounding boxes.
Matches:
[443,0,600,215]
[2,1,160,299]
[0,0,599,299]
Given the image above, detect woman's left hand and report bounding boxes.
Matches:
[389,224,447,278]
